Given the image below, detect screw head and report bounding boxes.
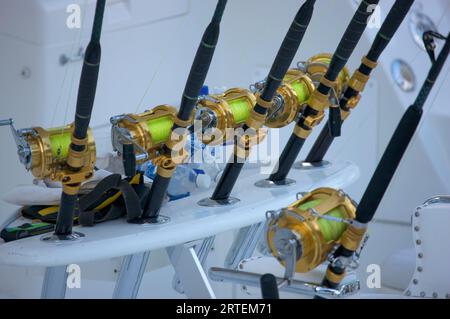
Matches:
[413,279,419,285]
[405,290,412,296]
[417,266,423,272]
[416,239,422,245]
[414,226,420,231]
[420,291,426,297]
[433,292,438,298]
[418,253,424,258]
[415,211,420,217]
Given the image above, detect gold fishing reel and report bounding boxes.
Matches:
[301,53,350,98]
[266,188,356,273]
[110,105,179,162]
[196,88,256,145]
[0,119,96,182]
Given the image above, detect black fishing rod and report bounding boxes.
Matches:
[321,31,450,291]
[52,0,106,239]
[267,0,380,185]
[206,0,316,204]
[141,0,227,221]
[304,0,414,164]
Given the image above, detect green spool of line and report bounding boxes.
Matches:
[48,128,72,160]
[146,116,174,145]
[314,57,347,86]
[291,81,310,104]
[228,98,250,124]
[297,198,347,242]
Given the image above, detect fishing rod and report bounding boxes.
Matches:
[0,0,106,240]
[304,0,414,165]
[320,31,450,292]
[51,0,106,239]
[199,0,316,206]
[139,0,228,222]
[263,0,380,186]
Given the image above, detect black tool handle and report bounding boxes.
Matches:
[211,0,316,201]
[55,0,106,237]
[260,274,280,299]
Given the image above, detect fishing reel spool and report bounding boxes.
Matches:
[110,105,179,163]
[0,119,96,182]
[266,188,357,274]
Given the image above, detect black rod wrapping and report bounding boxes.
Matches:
[211,0,316,201]
[143,173,172,221]
[55,0,106,237]
[269,0,379,182]
[305,0,414,163]
[142,0,227,219]
[176,0,227,123]
[122,143,136,178]
[356,32,450,224]
[326,0,380,136]
[211,160,244,201]
[304,119,333,163]
[269,135,305,182]
[72,0,106,143]
[54,193,78,236]
[260,274,280,299]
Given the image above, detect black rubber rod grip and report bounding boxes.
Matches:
[356,33,450,224]
[367,0,415,61]
[260,274,280,299]
[177,0,227,122]
[122,143,136,178]
[304,120,334,163]
[54,192,78,236]
[211,160,244,201]
[72,0,105,141]
[260,0,315,102]
[326,0,379,135]
[142,173,171,221]
[269,134,305,182]
[355,105,422,224]
[325,0,379,82]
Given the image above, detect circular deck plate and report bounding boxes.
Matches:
[254,178,296,188]
[293,160,331,170]
[143,215,171,226]
[41,232,85,243]
[197,197,240,207]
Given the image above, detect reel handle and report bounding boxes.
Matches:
[260,274,280,299]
